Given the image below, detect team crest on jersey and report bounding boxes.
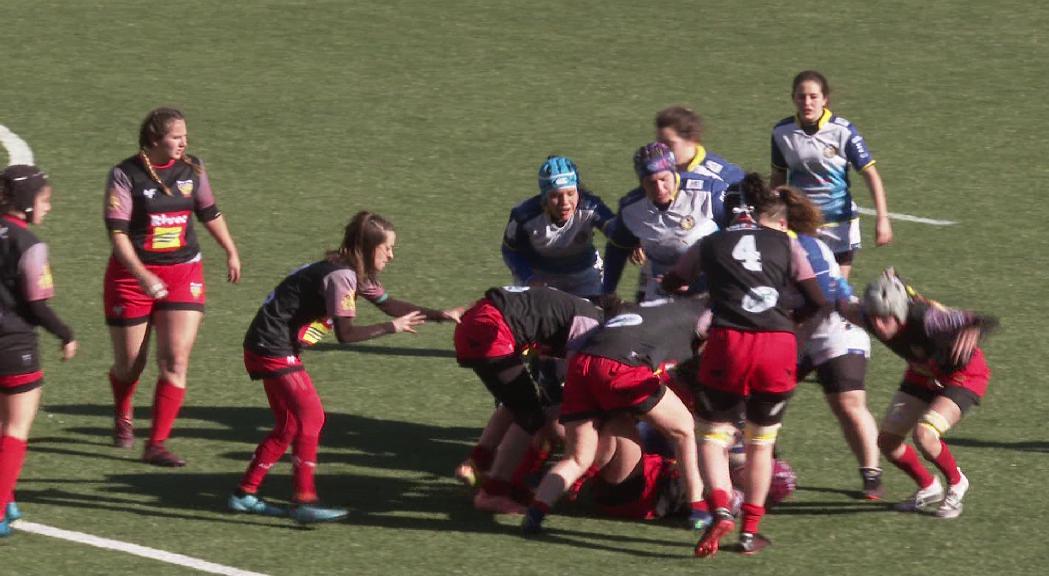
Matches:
[38,265,54,290]
[109,193,122,209]
[143,188,157,199]
[823,146,839,158]
[680,215,695,230]
[176,179,194,197]
[341,292,356,311]
[190,282,203,299]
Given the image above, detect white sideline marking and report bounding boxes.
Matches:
[0,124,35,165]
[12,520,271,576]
[856,207,956,226]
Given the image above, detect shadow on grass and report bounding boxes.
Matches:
[947,437,1049,453]
[775,485,893,516]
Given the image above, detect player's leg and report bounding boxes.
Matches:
[456,405,513,487]
[0,386,42,537]
[523,417,600,532]
[140,309,202,466]
[913,392,973,518]
[230,377,297,517]
[108,323,151,448]
[878,388,943,511]
[817,355,881,498]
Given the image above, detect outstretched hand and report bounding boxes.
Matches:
[950,326,980,367]
[441,307,466,324]
[392,311,427,334]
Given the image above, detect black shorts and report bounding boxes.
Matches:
[798,353,867,394]
[469,355,546,434]
[694,387,794,427]
[899,382,980,414]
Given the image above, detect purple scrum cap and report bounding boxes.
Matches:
[633,142,676,180]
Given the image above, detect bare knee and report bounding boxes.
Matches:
[911,425,940,457]
[877,431,904,455]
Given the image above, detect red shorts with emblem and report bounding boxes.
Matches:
[0,370,44,394]
[560,354,665,422]
[902,346,990,399]
[243,348,306,381]
[454,299,518,363]
[699,327,797,395]
[104,256,206,325]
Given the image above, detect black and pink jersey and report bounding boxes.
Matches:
[483,286,603,356]
[581,297,708,369]
[104,154,220,265]
[244,260,387,357]
[696,222,815,333]
[0,215,55,374]
[868,301,997,374]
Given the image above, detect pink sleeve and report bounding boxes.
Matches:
[357,278,388,304]
[323,269,359,318]
[104,167,133,222]
[669,240,704,282]
[20,243,55,301]
[789,237,816,281]
[194,163,217,211]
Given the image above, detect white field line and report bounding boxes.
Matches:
[12,520,271,576]
[856,207,956,226]
[0,124,35,165]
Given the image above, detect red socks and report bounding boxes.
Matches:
[888,444,936,489]
[148,380,185,447]
[741,503,765,534]
[292,435,319,503]
[109,372,139,421]
[0,436,29,512]
[706,488,731,513]
[931,440,962,485]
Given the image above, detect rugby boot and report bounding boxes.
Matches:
[521,506,546,535]
[289,503,348,524]
[935,471,969,519]
[894,477,944,512]
[142,443,186,467]
[228,492,286,517]
[113,417,135,449]
[738,532,772,556]
[454,459,482,488]
[5,501,21,522]
[860,467,884,501]
[694,509,736,558]
[0,514,10,538]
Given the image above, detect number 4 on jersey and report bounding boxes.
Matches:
[732,235,762,271]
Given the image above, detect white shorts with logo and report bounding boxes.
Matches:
[801,312,871,367]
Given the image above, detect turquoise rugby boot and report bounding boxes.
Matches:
[289,503,348,524]
[227,493,286,517]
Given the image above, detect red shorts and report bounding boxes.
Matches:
[454,299,518,363]
[0,370,44,394]
[593,454,678,520]
[104,256,206,325]
[560,354,664,422]
[243,348,306,381]
[903,346,990,399]
[699,327,797,395]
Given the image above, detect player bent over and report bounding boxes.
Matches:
[231,211,462,524]
[849,270,996,518]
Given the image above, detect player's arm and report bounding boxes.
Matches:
[860,165,891,246]
[770,134,788,188]
[19,243,77,359]
[375,297,463,323]
[332,314,425,343]
[661,239,703,294]
[601,216,639,294]
[193,165,241,282]
[789,238,831,325]
[501,216,535,283]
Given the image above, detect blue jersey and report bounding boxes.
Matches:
[501,191,614,283]
[771,109,875,224]
[682,145,744,191]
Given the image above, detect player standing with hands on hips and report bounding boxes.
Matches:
[103,107,241,466]
[0,165,77,537]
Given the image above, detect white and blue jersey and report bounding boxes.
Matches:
[682,146,745,191]
[603,173,729,300]
[771,109,875,225]
[794,232,870,366]
[501,191,614,297]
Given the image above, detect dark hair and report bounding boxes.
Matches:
[138,107,199,196]
[791,70,831,99]
[655,106,704,143]
[738,172,787,221]
[328,211,395,280]
[781,186,824,236]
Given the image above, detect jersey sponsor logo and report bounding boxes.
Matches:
[176,179,194,197]
[742,286,779,314]
[684,179,705,190]
[706,161,723,173]
[145,210,191,252]
[38,264,54,290]
[190,282,203,299]
[605,313,643,328]
[341,291,356,312]
[823,145,839,158]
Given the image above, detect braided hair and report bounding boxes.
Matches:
[138,107,200,196]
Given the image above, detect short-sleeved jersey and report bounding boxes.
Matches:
[868,301,992,375]
[607,174,728,275]
[243,260,388,357]
[483,286,603,356]
[771,110,875,223]
[682,146,745,191]
[104,154,219,265]
[0,215,55,374]
[502,191,614,279]
[581,297,708,369]
[700,222,815,333]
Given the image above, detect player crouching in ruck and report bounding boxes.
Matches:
[845,269,997,518]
